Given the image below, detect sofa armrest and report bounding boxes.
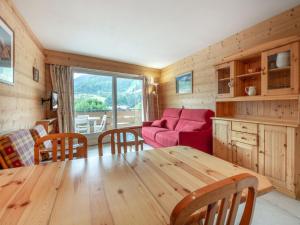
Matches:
[178,128,213,154]
[142,121,153,127]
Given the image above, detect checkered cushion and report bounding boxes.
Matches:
[8,130,34,166]
[0,136,24,168]
[30,125,52,161]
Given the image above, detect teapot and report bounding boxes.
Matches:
[245,86,256,96]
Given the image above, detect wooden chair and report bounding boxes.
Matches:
[170,173,258,225]
[34,133,88,164]
[98,128,139,156]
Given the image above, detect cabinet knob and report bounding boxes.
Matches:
[259,150,264,154]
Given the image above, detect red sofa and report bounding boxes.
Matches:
[142,108,214,154]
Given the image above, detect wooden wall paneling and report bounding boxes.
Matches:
[232,100,299,123]
[295,127,300,198]
[44,50,161,80]
[159,5,300,113]
[0,0,46,132]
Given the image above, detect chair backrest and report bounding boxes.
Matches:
[98,128,139,156]
[34,133,88,164]
[100,115,107,129]
[75,116,89,126]
[170,173,258,225]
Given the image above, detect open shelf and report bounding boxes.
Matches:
[218,77,230,81]
[236,71,261,79]
[216,94,299,102]
[269,66,290,72]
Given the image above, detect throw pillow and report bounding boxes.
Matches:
[151,119,166,128]
[0,136,24,168]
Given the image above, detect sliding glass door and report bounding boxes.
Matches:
[116,77,143,128]
[73,70,144,143]
[73,72,113,135]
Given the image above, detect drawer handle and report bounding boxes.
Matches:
[242,126,247,129]
[241,137,247,140]
[259,151,265,154]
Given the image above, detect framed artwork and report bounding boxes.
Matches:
[33,67,39,82]
[176,71,193,94]
[0,17,14,85]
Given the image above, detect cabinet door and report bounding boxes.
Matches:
[213,120,232,162]
[232,141,258,172]
[261,42,299,95]
[216,62,235,98]
[259,125,287,188]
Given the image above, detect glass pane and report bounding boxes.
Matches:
[267,50,291,90]
[116,77,143,128]
[73,72,112,134]
[217,67,231,94]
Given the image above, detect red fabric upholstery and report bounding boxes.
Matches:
[142,127,168,141]
[161,108,182,130]
[162,108,182,118]
[155,131,179,147]
[179,128,213,154]
[142,108,214,154]
[175,120,206,131]
[151,119,166,128]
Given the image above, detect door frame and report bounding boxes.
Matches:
[71,67,145,132]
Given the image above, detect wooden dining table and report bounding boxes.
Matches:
[0,146,272,225]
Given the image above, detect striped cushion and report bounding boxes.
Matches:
[8,130,34,166]
[30,125,52,161]
[0,136,24,168]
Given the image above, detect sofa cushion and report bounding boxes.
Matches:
[180,109,214,123]
[162,108,182,118]
[180,122,207,132]
[142,127,168,141]
[30,125,52,160]
[162,117,180,130]
[175,109,214,131]
[8,130,35,166]
[0,136,24,168]
[151,119,166,128]
[155,131,179,147]
[175,120,208,131]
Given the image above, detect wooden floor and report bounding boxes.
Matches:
[87,144,300,225]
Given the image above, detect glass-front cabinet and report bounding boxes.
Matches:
[261,42,299,95]
[216,61,235,98]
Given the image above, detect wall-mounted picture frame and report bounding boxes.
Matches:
[33,67,39,82]
[176,71,193,94]
[0,17,14,85]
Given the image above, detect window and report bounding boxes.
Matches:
[73,70,144,135]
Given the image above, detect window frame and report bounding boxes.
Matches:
[72,67,145,130]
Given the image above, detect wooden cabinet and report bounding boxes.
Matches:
[213,118,300,199]
[213,120,232,162]
[36,118,58,134]
[258,125,300,197]
[261,42,299,96]
[216,62,235,98]
[232,141,258,172]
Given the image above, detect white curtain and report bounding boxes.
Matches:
[49,65,74,133]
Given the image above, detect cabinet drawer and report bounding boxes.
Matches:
[232,121,257,134]
[231,131,257,146]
